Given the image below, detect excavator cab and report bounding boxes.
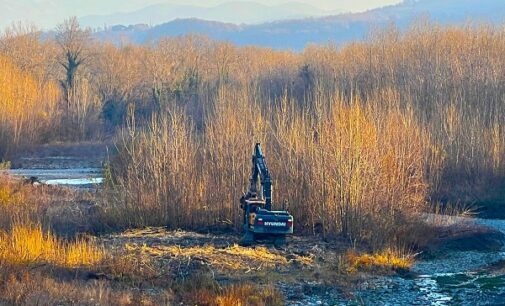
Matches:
[239,143,294,246]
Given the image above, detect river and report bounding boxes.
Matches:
[5,167,103,186]
[2,153,104,187]
[348,217,505,305]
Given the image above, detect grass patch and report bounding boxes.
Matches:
[0,222,105,268]
[345,249,414,273]
[0,176,26,206]
[431,201,477,217]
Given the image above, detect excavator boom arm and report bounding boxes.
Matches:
[246,143,273,210]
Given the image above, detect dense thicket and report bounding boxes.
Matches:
[0,54,60,157]
[1,21,504,248]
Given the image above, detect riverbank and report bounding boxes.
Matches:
[9,142,108,169]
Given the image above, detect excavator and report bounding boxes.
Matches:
[239,143,294,247]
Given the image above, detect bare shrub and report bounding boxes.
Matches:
[105,90,432,249]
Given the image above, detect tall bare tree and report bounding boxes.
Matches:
[55,17,99,138]
[55,17,90,111]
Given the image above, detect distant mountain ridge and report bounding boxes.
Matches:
[0,0,165,29]
[80,2,332,27]
[93,0,505,50]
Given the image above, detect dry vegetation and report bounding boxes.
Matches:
[107,228,313,272]
[345,249,414,273]
[102,23,505,248]
[0,176,288,305]
[191,283,284,306]
[1,18,505,304]
[0,222,104,267]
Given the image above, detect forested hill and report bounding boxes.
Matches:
[92,0,505,50]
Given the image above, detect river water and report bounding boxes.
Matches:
[2,155,104,187]
[5,168,103,186]
[348,217,505,305]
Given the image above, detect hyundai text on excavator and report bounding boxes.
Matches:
[239,143,294,246]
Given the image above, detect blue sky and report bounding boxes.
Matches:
[0,0,403,29]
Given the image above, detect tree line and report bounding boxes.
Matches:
[1,19,504,249]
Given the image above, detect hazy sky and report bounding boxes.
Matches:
[73,0,404,12]
[0,0,403,29]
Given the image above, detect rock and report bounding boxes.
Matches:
[22,176,40,185]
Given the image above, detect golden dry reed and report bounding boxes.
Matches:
[0,222,105,267]
[0,55,60,157]
[345,248,414,273]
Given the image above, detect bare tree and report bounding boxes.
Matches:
[55,17,90,110]
[55,17,99,139]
